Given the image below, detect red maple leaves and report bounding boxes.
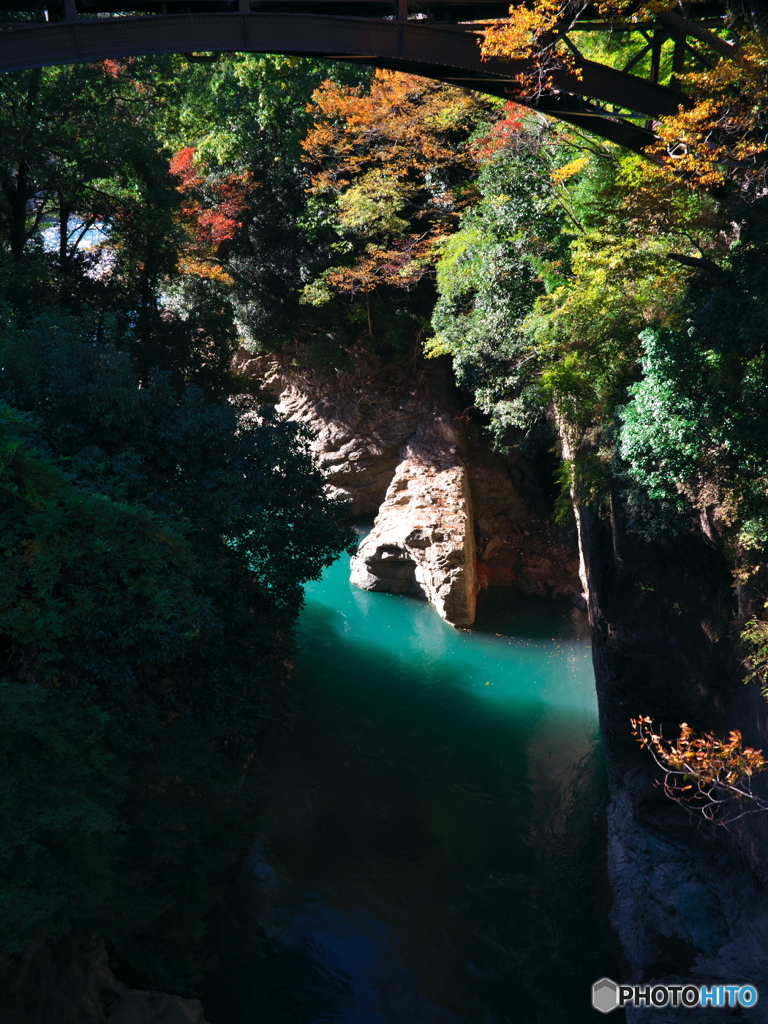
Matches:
[169,146,259,276]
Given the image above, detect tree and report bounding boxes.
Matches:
[153,54,372,353]
[480,1,768,197]
[302,71,491,299]
[617,197,768,552]
[0,680,123,955]
[0,303,354,989]
[0,400,206,718]
[428,112,564,444]
[632,716,768,827]
[0,305,354,728]
[169,145,258,279]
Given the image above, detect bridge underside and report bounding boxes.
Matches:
[0,2,728,150]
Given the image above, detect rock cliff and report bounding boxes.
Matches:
[234,351,583,626]
[575,501,768,1023]
[0,941,210,1024]
[234,351,428,516]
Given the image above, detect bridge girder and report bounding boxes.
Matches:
[0,4,729,150]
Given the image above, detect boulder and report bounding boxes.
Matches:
[350,416,477,627]
[80,944,210,1024]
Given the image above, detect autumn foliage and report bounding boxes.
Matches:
[651,35,768,194]
[481,0,580,95]
[481,2,768,196]
[301,71,491,296]
[471,101,526,162]
[170,145,259,280]
[632,716,768,825]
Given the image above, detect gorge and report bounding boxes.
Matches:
[232,356,768,1022]
[1,21,768,1024]
[203,531,607,1023]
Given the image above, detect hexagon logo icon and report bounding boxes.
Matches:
[592,977,619,1014]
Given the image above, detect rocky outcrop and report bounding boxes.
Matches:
[0,941,210,1024]
[350,416,477,626]
[233,351,583,624]
[85,952,210,1024]
[233,351,428,515]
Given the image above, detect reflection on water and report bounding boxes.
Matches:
[205,550,619,1023]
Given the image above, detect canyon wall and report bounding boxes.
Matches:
[234,351,583,626]
[577,501,768,1023]
[236,352,768,1019]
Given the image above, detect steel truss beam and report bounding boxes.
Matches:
[0,3,730,150]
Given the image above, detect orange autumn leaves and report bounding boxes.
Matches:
[651,37,768,193]
[632,716,768,824]
[301,70,491,297]
[480,2,768,195]
[481,0,580,95]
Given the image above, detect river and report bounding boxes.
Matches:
[205,540,619,1023]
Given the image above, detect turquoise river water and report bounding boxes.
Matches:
[206,541,619,1023]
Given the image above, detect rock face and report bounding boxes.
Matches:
[90,967,210,1024]
[233,351,583,625]
[576,502,768,1023]
[0,941,211,1024]
[350,416,477,626]
[234,351,428,515]
[81,942,211,1024]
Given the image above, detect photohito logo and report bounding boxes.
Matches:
[591,978,759,1013]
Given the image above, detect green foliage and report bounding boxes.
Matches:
[528,230,680,431]
[0,301,353,980]
[153,54,373,353]
[524,143,718,437]
[0,54,374,993]
[617,327,708,536]
[742,617,768,694]
[0,401,206,705]
[429,120,565,443]
[0,680,123,954]
[618,200,768,549]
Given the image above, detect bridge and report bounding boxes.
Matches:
[0,0,731,151]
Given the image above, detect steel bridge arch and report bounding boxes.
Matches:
[0,9,693,151]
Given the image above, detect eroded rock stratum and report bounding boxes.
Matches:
[234,352,583,627]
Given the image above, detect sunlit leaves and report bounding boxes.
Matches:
[302,71,491,296]
[632,715,768,826]
[651,35,768,196]
[480,0,581,96]
[169,144,258,282]
[479,1,767,196]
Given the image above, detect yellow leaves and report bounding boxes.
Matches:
[649,32,768,193]
[302,70,489,296]
[551,157,589,184]
[481,0,562,62]
[479,4,765,196]
[300,277,334,307]
[480,1,581,95]
[177,257,234,284]
[336,170,412,237]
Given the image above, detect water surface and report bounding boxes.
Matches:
[207,546,616,1023]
